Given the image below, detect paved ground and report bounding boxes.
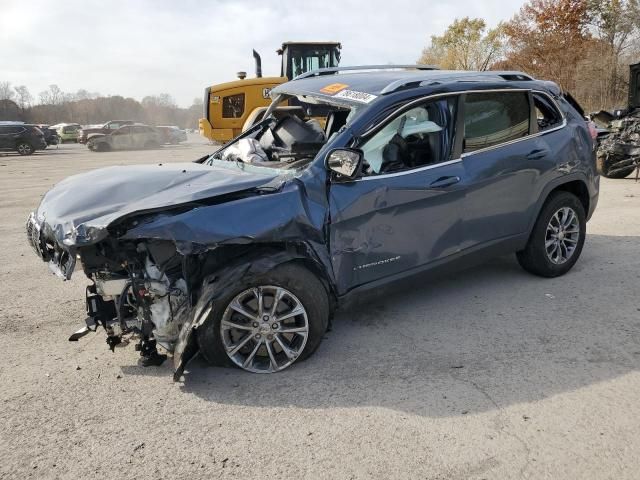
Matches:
[1,139,639,479]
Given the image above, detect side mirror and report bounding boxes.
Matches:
[326,148,363,180]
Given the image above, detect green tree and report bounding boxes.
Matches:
[418,17,505,71]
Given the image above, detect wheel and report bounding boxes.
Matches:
[90,142,110,152]
[16,142,34,155]
[197,263,329,373]
[516,191,586,277]
[599,155,635,178]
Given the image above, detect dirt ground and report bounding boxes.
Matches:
[1,138,639,480]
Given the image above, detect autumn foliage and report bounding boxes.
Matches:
[420,0,640,111]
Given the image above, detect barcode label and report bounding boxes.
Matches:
[333,90,378,104]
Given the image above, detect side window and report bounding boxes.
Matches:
[533,93,563,131]
[463,92,530,153]
[113,126,130,135]
[109,122,121,130]
[360,96,457,175]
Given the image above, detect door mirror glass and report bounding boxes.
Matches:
[326,148,363,180]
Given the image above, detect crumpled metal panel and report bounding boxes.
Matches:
[34,162,281,248]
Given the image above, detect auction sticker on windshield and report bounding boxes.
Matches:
[320,83,349,94]
[333,89,378,104]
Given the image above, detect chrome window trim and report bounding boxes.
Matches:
[357,158,462,181]
[351,88,567,181]
[461,89,566,158]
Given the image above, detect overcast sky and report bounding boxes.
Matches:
[0,0,527,107]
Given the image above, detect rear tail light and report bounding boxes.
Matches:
[587,121,598,150]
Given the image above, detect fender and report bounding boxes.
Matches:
[173,249,332,381]
[525,171,594,239]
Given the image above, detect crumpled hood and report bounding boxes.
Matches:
[36,162,280,246]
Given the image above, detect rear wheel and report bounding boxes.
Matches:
[197,263,329,373]
[16,142,34,155]
[516,191,586,277]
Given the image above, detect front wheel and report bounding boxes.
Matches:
[197,263,329,373]
[516,191,586,277]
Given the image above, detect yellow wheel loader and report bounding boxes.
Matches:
[199,41,341,143]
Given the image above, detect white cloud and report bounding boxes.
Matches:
[0,0,527,106]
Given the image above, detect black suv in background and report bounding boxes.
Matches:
[0,124,47,155]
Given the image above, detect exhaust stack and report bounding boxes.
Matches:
[253,49,262,78]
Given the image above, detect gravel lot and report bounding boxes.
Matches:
[1,138,639,479]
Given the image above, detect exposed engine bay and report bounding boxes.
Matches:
[211,104,351,169]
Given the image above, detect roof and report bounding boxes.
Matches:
[281,41,341,47]
[271,68,539,106]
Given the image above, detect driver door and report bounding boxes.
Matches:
[110,126,132,150]
[328,95,467,294]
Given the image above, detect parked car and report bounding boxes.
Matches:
[37,125,60,147]
[78,120,135,144]
[26,66,599,379]
[156,125,188,144]
[87,124,163,151]
[0,123,47,155]
[52,123,81,143]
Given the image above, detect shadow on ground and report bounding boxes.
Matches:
[120,233,640,417]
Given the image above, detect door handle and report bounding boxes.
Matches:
[526,149,548,160]
[429,176,460,188]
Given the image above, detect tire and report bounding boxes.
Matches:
[197,263,330,373]
[598,155,635,179]
[516,191,586,277]
[94,142,110,152]
[16,142,34,156]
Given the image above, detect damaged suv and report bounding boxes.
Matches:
[27,66,599,380]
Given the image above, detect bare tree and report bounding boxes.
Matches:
[13,85,33,110]
[0,81,15,101]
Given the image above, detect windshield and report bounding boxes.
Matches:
[204,95,356,172]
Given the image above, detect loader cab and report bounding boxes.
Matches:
[279,42,342,80]
[629,63,640,109]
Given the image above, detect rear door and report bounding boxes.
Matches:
[458,90,546,249]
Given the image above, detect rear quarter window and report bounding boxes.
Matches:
[463,91,530,153]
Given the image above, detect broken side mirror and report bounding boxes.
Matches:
[326,148,363,181]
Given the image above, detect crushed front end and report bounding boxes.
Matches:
[27,211,190,367]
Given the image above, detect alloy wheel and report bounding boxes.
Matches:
[545,207,580,264]
[220,286,309,373]
[17,143,32,155]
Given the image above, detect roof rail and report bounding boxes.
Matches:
[293,64,439,80]
[380,70,536,95]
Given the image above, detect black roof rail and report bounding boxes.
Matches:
[293,64,439,80]
[380,70,536,94]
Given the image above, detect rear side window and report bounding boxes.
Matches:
[533,93,563,131]
[463,92,530,153]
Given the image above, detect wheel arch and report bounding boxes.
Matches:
[527,175,591,239]
[187,242,338,311]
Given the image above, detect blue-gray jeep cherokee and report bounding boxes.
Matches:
[26,66,599,379]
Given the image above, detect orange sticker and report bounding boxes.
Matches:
[320,83,349,95]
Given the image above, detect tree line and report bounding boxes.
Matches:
[2,0,638,126]
[0,82,203,129]
[419,0,639,112]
